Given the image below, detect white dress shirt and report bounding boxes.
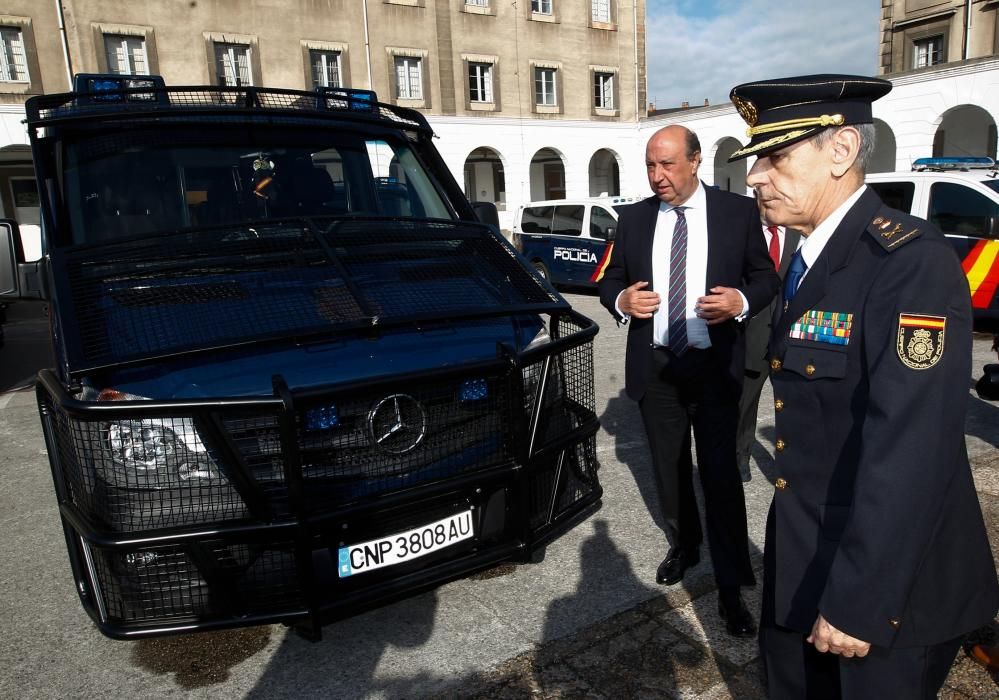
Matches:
[652,183,712,348]
[615,182,749,348]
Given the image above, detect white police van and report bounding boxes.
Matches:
[865,157,999,328]
[513,196,641,287]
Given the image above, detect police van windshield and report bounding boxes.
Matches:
[60,125,454,247]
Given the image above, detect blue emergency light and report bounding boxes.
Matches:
[316,86,379,113]
[73,73,167,105]
[459,378,489,402]
[305,403,340,431]
[912,156,996,172]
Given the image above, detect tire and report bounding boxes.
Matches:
[532,260,550,283]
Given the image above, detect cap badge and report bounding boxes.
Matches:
[732,95,758,127]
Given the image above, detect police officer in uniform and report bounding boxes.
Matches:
[727,75,999,698]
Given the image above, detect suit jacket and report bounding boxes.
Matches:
[598,186,780,401]
[767,187,999,648]
[745,226,802,375]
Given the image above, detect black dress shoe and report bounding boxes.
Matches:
[655,547,700,585]
[718,592,757,638]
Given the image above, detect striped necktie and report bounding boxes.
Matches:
[667,206,688,355]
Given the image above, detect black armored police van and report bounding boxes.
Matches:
[0,74,601,640]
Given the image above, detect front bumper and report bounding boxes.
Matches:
[37,311,601,639]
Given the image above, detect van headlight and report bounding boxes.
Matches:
[105,419,221,481]
[96,387,222,482]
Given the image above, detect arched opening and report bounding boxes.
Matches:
[712,138,746,193]
[529,147,565,200]
[588,148,620,196]
[934,105,998,160]
[463,147,506,210]
[869,119,897,174]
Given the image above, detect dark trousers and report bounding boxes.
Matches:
[760,623,963,699]
[637,347,755,588]
[760,509,963,699]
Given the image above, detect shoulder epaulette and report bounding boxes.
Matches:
[866,209,923,252]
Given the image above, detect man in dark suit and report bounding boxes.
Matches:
[598,125,780,637]
[728,74,999,697]
[737,207,801,481]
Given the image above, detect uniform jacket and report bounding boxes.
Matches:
[745,226,802,375]
[598,187,780,401]
[767,187,999,648]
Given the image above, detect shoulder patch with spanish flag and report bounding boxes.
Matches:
[590,243,614,283]
[896,313,945,370]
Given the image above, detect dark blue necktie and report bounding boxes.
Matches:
[667,207,688,355]
[783,250,807,305]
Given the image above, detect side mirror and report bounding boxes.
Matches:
[605,227,616,242]
[0,219,44,300]
[470,201,500,229]
[0,219,22,297]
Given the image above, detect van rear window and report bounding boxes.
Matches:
[521,206,554,234]
[868,181,915,213]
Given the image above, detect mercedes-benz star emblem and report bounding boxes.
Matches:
[367,394,427,455]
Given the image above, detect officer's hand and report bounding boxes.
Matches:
[696,286,743,325]
[807,614,871,658]
[619,281,661,319]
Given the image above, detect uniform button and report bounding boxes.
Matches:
[888,618,900,629]
[774,398,784,412]
[805,364,816,376]
[775,439,785,452]
[770,358,782,371]
[775,477,788,490]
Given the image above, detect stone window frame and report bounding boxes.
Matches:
[530,60,563,115]
[301,40,350,90]
[891,13,952,71]
[461,53,500,113]
[0,15,41,95]
[93,22,158,76]
[590,65,619,117]
[590,0,617,31]
[529,0,558,24]
[203,31,261,87]
[462,0,495,16]
[386,46,431,110]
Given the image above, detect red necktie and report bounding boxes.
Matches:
[767,225,781,270]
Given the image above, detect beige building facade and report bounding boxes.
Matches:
[0,0,646,234]
[879,0,999,74]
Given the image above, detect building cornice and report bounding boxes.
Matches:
[428,115,638,130]
[885,55,999,86]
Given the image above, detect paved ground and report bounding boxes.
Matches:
[1,292,997,698]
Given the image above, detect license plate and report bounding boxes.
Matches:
[337,509,475,578]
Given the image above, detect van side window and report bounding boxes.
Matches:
[867,181,914,213]
[590,206,616,240]
[929,182,999,239]
[552,205,584,236]
[521,205,554,233]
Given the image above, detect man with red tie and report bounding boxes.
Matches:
[736,204,801,481]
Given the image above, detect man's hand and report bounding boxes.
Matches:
[807,614,871,658]
[619,281,661,319]
[696,286,743,325]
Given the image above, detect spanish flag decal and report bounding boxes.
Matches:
[961,239,999,309]
[590,243,614,283]
[897,313,945,370]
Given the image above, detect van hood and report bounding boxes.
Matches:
[55,217,564,381]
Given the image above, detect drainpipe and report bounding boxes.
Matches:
[55,0,74,89]
[362,0,373,90]
[633,0,640,119]
[964,0,972,60]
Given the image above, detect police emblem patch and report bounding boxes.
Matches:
[896,313,945,370]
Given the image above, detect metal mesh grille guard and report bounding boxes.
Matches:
[26,85,430,132]
[56,217,564,373]
[38,311,600,637]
